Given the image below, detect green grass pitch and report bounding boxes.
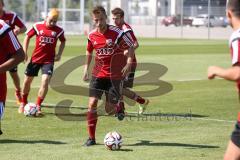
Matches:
[0,35,238,160]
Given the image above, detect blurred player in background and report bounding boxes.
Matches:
[19,8,66,116]
[83,6,134,146]
[0,0,27,104]
[111,7,149,114]
[0,19,25,134]
[208,0,240,159]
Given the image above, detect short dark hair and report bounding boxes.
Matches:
[92,5,107,16]
[111,7,124,18]
[227,0,240,17]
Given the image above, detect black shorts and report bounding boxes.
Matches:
[89,77,123,104]
[25,61,54,77]
[231,121,240,148]
[9,66,18,73]
[123,66,136,88]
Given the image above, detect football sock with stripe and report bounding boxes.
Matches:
[134,95,146,104]
[36,96,44,106]
[87,109,98,140]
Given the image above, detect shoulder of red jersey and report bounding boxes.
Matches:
[108,25,124,34]
[31,21,45,35]
[122,23,133,33]
[0,19,10,36]
[31,21,64,37]
[229,29,240,47]
[54,24,65,38]
[3,11,17,24]
[87,28,98,40]
[4,11,16,16]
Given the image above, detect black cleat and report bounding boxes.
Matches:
[116,112,125,121]
[83,138,96,146]
[0,130,2,135]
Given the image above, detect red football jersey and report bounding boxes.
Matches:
[27,21,66,64]
[87,25,133,79]
[0,20,22,101]
[229,29,240,92]
[120,22,137,65]
[0,11,26,31]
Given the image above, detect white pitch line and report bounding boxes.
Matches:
[176,78,224,82]
[128,111,235,123]
[176,78,206,82]
[7,85,40,89]
[6,99,235,123]
[6,99,87,109]
[192,117,235,123]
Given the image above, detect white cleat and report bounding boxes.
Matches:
[18,103,25,114]
[138,99,149,115]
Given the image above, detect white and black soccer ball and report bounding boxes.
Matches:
[104,131,122,150]
[24,103,38,116]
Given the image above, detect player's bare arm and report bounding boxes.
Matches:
[133,41,139,50]
[208,65,240,81]
[0,48,24,73]
[23,35,31,62]
[83,50,93,81]
[122,46,134,77]
[124,42,138,56]
[14,26,27,36]
[55,41,65,62]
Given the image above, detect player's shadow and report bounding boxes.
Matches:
[93,143,133,152]
[126,140,219,149]
[113,148,133,152]
[0,139,67,145]
[126,112,208,119]
[42,104,87,110]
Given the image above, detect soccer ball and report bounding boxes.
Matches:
[24,103,38,116]
[104,131,122,150]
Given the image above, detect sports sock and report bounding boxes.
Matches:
[15,90,21,98]
[0,102,4,134]
[22,93,28,105]
[0,102,4,120]
[134,95,146,104]
[115,101,125,113]
[36,96,44,106]
[87,109,98,140]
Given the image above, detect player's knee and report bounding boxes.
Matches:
[88,98,98,109]
[24,78,32,85]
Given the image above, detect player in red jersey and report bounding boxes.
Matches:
[208,0,240,159]
[0,19,25,134]
[18,9,66,116]
[0,0,27,104]
[83,6,134,146]
[111,7,149,114]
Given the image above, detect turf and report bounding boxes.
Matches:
[0,36,237,160]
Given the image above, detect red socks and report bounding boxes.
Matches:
[87,109,98,140]
[134,95,146,104]
[21,94,28,105]
[36,96,44,106]
[15,90,21,99]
